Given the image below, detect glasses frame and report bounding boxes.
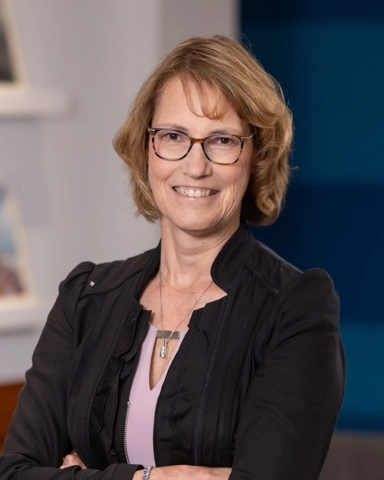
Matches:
[147,127,255,165]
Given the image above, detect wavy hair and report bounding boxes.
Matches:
[113,35,293,225]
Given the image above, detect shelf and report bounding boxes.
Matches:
[0,297,50,334]
[0,88,71,118]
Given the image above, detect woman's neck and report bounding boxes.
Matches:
[159,219,240,291]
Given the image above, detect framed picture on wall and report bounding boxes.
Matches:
[0,184,35,313]
[0,0,27,91]
[0,0,70,117]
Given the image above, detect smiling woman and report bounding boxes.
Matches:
[0,36,345,480]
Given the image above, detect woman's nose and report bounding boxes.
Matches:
[181,142,211,178]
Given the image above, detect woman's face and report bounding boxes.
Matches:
[148,76,254,237]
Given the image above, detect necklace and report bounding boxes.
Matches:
[159,271,213,358]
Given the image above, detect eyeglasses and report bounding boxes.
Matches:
[147,127,255,165]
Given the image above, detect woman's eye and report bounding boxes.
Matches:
[212,136,235,146]
[161,132,182,142]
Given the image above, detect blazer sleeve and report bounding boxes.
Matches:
[229,269,346,480]
[0,263,142,480]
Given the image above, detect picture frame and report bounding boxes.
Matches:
[0,184,36,324]
[0,0,70,117]
[0,0,27,92]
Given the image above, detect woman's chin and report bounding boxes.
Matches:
[162,213,238,238]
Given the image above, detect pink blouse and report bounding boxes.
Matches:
[125,323,187,466]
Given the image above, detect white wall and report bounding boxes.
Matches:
[158,0,239,54]
[0,0,238,383]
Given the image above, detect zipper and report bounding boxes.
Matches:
[124,401,131,464]
[80,314,130,467]
[124,395,160,465]
[221,331,250,464]
[193,296,230,465]
[117,308,149,464]
[152,396,159,465]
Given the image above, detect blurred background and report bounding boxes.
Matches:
[0,0,383,478]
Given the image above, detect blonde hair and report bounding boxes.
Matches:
[113,35,293,225]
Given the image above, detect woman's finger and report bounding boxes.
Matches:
[60,453,86,469]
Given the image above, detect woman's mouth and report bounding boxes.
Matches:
[173,187,217,198]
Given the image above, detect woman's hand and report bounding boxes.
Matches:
[60,451,87,469]
[133,465,231,479]
[60,457,231,479]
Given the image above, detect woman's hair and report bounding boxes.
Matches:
[113,35,293,225]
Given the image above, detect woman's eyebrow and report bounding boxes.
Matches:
[208,129,242,136]
[154,123,188,132]
[154,123,242,136]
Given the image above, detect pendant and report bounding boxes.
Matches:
[160,341,166,358]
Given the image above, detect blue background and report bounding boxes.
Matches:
[241,1,384,431]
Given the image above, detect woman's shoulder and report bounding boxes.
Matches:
[49,247,159,334]
[247,240,340,352]
[248,237,336,298]
[61,246,159,297]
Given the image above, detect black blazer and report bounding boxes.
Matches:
[0,223,345,480]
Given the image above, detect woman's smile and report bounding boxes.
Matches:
[173,186,217,198]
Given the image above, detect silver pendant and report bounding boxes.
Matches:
[156,330,180,340]
[160,341,166,358]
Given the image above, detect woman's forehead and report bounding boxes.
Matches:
[154,76,243,127]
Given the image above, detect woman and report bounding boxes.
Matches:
[0,36,345,480]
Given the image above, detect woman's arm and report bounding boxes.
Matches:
[229,269,345,480]
[61,454,231,480]
[133,466,232,480]
[0,263,141,480]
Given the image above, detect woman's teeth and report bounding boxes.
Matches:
[174,187,212,198]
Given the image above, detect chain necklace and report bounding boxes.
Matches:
[159,271,213,358]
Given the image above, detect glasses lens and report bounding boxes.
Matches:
[154,130,190,160]
[205,135,241,164]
